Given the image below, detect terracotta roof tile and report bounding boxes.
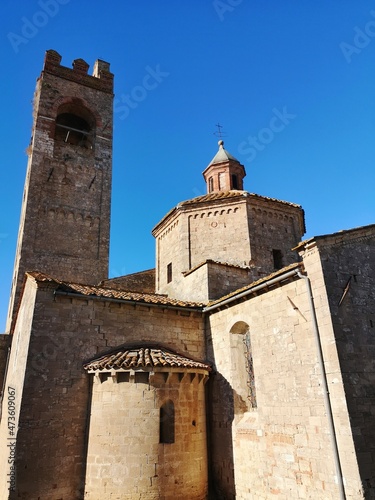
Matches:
[27,271,205,308]
[83,345,211,372]
[179,191,302,208]
[179,190,247,205]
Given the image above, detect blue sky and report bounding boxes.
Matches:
[1,1,374,331]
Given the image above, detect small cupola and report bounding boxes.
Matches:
[202,140,246,193]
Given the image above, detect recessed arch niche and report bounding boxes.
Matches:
[229,321,257,413]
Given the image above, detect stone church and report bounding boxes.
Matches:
[0,50,374,499]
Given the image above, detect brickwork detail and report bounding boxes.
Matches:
[6,51,113,333]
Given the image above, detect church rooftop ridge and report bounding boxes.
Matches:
[179,190,303,208]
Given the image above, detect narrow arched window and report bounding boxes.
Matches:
[160,400,175,444]
[167,262,172,283]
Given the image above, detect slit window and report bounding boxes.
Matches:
[160,400,175,444]
[167,262,172,283]
[208,176,214,193]
[231,174,238,189]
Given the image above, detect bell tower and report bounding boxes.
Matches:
[6,50,114,331]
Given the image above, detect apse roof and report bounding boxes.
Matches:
[83,345,211,372]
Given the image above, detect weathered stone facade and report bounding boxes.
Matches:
[0,50,374,499]
[152,191,305,301]
[0,274,205,500]
[85,362,209,499]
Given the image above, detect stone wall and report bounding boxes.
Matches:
[0,279,37,500]
[246,196,304,279]
[154,195,252,299]
[154,193,305,302]
[206,272,363,499]
[181,261,251,302]
[85,370,208,499]
[0,275,205,500]
[306,228,375,495]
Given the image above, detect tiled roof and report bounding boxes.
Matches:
[100,269,155,294]
[178,191,302,208]
[83,345,211,372]
[27,271,204,308]
[179,190,247,206]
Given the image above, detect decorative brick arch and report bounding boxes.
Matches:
[51,95,102,127]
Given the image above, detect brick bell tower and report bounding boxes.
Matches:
[6,50,114,332]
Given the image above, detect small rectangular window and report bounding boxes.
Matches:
[160,400,175,443]
[167,262,172,283]
[208,177,214,193]
[273,249,283,270]
[231,174,238,189]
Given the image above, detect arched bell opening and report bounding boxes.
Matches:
[54,102,96,150]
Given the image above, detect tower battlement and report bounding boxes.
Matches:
[43,49,114,93]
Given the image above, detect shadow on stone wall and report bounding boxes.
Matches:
[207,371,236,500]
